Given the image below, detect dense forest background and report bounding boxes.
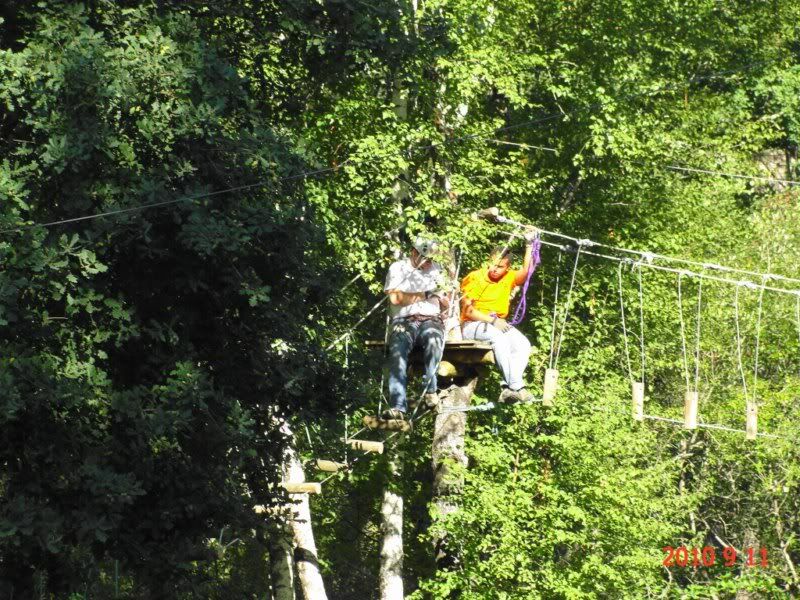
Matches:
[2,0,800,598]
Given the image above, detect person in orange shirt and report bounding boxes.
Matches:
[460,233,536,403]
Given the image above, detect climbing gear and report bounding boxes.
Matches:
[509,233,542,326]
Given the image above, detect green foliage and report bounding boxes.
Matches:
[2,0,800,597]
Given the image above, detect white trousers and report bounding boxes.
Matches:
[461,321,532,390]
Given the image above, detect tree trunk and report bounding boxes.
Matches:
[431,374,479,569]
[379,452,404,600]
[283,446,328,600]
[267,513,296,600]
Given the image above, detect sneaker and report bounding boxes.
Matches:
[424,392,441,408]
[514,388,535,404]
[381,408,405,421]
[498,388,519,404]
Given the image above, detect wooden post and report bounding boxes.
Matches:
[431,373,479,570]
[543,368,559,406]
[746,400,757,441]
[281,426,328,600]
[347,439,384,454]
[379,452,404,600]
[315,459,346,473]
[267,509,295,600]
[684,391,698,429]
[632,381,644,422]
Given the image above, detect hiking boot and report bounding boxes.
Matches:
[498,388,519,404]
[381,408,406,421]
[424,392,441,408]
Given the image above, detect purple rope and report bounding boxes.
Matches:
[509,235,541,326]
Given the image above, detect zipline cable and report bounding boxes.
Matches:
[509,229,800,299]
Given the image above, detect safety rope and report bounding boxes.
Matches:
[677,273,691,391]
[693,278,703,393]
[509,235,542,326]
[751,277,766,406]
[553,243,585,368]
[617,262,635,383]
[547,251,563,370]
[637,263,646,383]
[733,285,749,398]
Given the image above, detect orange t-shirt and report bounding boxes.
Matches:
[460,267,519,321]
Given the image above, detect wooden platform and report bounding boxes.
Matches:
[366,339,495,367]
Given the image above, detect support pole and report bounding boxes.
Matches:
[431,373,479,570]
[282,428,328,600]
[379,452,404,600]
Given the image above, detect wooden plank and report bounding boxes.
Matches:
[281,482,322,495]
[437,360,459,377]
[746,400,757,441]
[683,391,698,429]
[632,381,644,422]
[362,416,412,432]
[366,339,492,351]
[315,459,346,473]
[347,439,384,454]
[543,368,559,406]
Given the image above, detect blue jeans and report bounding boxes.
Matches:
[387,318,445,413]
[461,321,531,390]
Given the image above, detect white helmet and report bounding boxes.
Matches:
[413,237,438,258]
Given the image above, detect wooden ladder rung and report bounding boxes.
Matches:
[362,415,412,432]
[315,459,346,473]
[346,438,384,454]
[281,482,322,495]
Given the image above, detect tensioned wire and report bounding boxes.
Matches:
[529,238,785,439]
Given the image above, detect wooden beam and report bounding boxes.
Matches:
[632,381,644,422]
[543,368,559,406]
[746,400,757,441]
[315,459,346,473]
[683,391,698,429]
[281,482,322,495]
[347,439,384,454]
[362,415,411,432]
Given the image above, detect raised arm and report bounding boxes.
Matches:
[513,234,536,286]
